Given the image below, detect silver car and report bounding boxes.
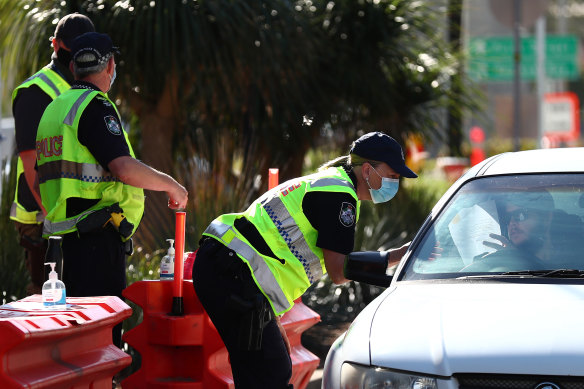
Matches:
[323,147,584,389]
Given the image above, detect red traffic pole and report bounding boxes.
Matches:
[171,211,186,316]
[269,168,279,190]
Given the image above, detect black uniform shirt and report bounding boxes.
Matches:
[12,57,71,211]
[236,165,359,260]
[13,85,53,153]
[303,166,358,255]
[66,81,131,217]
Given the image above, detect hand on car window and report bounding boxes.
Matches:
[482,233,511,251]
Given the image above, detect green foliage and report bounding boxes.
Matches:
[1,157,29,304]
[0,0,482,181]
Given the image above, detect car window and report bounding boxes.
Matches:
[401,174,584,280]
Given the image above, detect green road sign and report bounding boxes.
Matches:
[468,35,579,81]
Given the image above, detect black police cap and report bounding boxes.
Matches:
[350,132,418,178]
[70,32,120,69]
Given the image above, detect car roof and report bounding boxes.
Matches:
[469,147,584,177]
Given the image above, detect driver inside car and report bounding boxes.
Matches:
[477,191,555,264]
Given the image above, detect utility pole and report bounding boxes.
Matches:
[447,0,463,157]
[512,0,522,152]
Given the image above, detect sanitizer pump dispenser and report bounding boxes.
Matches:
[160,239,175,280]
[42,262,67,309]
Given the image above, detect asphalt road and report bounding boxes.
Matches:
[307,369,323,388]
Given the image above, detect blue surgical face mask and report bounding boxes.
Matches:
[366,165,399,204]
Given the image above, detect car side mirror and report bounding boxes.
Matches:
[344,251,392,287]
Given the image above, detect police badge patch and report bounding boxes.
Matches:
[339,202,356,227]
[104,115,122,135]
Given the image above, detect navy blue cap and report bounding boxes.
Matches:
[70,32,119,69]
[350,132,417,178]
[53,13,95,48]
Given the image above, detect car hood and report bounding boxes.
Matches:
[369,281,584,376]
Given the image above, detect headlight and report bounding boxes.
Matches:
[341,362,438,389]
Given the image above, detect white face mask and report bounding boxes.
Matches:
[366,165,399,204]
[108,65,117,91]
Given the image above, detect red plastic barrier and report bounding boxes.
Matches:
[0,295,132,389]
[282,298,321,388]
[122,279,320,388]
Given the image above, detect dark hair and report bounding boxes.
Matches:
[318,153,382,171]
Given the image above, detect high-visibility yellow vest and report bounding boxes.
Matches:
[10,66,70,224]
[203,166,360,315]
[36,88,145,239]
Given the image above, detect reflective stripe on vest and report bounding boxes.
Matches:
[29,72,62,97]
[204,220,291,314]
[37,160,120,185]
[64,90,93,126]
[10,202,44,223]
[10,66,70,224]
[43,209,94,236]
[310,176,354,189]
[260,193,323,283]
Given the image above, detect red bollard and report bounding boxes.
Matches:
[469,126,486,166]
[171,211,186,316]
[269,168,279,190]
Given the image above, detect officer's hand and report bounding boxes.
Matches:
[167,183,188,209]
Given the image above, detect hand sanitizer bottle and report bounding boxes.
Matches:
[42,262,67,309]
[160,239,175,280]
[44,235,64,282]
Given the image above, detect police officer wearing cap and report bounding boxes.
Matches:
[36,32,188,347]
[192,131,417,388]
[10,13,95,295]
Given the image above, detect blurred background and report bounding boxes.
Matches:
[1,0,582,370]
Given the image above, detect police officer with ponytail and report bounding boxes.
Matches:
[192,131,417,388]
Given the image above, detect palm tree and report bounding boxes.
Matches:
[1,0,480,251]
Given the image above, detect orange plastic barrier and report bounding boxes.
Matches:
[0,295,132,389]
[122,279,320,388]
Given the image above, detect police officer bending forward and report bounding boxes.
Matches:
[193,132,417,388]
[36,32,188,347]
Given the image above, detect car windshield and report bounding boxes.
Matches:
[401,174,584,280]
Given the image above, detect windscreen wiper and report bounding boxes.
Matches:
[500,269,584,278]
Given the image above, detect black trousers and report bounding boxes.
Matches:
[61,226,126,348]
[192,239,293,389]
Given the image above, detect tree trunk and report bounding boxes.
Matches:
[129,76,180,252]
[447,0,463,157]
[134,112,175,250]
